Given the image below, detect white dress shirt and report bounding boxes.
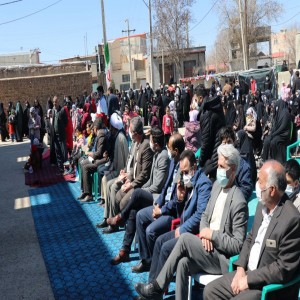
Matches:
[247,205,277,271]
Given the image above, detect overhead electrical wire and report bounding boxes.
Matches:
[0,0,63,26]
[0,0,22,6]
[189,0,218,32]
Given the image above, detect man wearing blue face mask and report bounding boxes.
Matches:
[284,159,300,212]
[134,144,248,300]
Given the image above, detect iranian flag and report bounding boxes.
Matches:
[104,42,111,88]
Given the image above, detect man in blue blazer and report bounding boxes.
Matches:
[132,133,185,273]
[147,150,212,283]
[133,150,212,275]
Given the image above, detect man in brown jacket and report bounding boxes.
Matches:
[103,116,153,234]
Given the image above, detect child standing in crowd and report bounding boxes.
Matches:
[162,106,173,145]
[122,105,133,138]
[66,128,85,175]
[8,109,16,142]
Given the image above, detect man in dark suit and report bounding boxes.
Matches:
[131,133,185,273]
[108,127,170,264]
[51,96,68,174]
[102,116,153,234]
[134,144,248,300]
[204,160,300,300]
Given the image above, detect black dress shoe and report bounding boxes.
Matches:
[102,225,119,234]
[96,218,108,228]
[134,281,163,300]
[80,195,93,202]
[131,260,151,273]
[77,192,87,200]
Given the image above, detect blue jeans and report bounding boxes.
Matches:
[136,206,174,263]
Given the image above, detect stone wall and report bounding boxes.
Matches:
[0,63,92,112]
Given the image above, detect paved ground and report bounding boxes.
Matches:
[0,139,54,300]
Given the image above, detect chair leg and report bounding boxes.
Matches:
[188,276,193,300]
[93,172,99,201]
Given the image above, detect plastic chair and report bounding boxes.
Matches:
[229,255,300,300]
[286,140,300,164]
[92,171,99,201]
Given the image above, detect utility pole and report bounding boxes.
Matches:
[100,0,107,89]
[238,0,247,70]
[162,48,165,84]
[244,0,248,69]
[122,19,135,89]
[149,0,154,89]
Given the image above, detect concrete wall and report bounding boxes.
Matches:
[0,71,92,111]
[0,50,40,66]
[0,63,88,79]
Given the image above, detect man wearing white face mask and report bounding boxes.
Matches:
[134,144,248,300]
[204,160,300,300]
[284,159,300,212]
[132,134,185,273]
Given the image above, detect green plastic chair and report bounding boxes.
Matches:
[286,140,300,164]
[195,147,201,159]
[229,255,300,300]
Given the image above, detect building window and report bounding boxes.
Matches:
[120,83,130,92]
[183,60,196,77]
[122,74,130,82]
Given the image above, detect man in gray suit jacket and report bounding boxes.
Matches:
[134,144,248,300]
[204,160,300,300]
[107,127,170,264]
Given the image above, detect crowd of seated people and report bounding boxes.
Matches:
[1,78,300,299]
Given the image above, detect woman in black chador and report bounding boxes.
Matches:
[15,101,23,142]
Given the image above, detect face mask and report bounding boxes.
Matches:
[285,185,294,197]
[150,140,155,152]
[255,181,267,205]
[236,110,239,115]
[217,168,229,188]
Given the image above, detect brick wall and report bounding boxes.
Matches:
[0,63,88,79]
[0,71,92,112]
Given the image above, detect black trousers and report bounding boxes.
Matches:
[53,133,67,172]
[120,189,154,252]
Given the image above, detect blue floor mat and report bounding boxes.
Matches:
[29,181,176,300]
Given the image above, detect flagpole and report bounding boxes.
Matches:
[100,0,108,89]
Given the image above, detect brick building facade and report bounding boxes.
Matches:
[0,63,92,110]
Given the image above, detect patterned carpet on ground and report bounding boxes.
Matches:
[29,181,179,300]
[25,149,75,187]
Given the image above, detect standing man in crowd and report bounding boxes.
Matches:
[107,87,120,119]
[51,96,68,175]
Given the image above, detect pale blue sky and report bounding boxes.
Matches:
[0,0,299,63]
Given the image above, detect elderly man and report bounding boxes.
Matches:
[134,144,248,300]
[204,160,300,300]
[102,116,153,234]
[96,112,128,203]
